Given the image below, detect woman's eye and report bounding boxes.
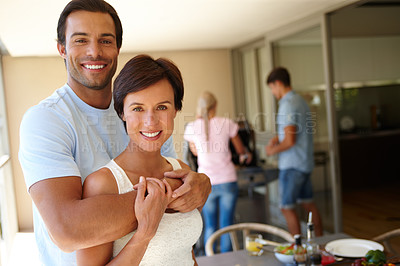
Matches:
[133,107,143,112]
[157,105,167,110]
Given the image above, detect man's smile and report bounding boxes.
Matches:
[83,64,106,70]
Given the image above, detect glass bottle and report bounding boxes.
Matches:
[306,212,322,266]
[293,234,307,266]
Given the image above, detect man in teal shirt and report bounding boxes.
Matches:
[266,67,322,236]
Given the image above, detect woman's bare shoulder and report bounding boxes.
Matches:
[82,167,118,198]
[176,159,191,171]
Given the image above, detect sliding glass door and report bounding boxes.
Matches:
[0,56,18,266]
[232,18,342,233]
[270,25,337,232]
[232,41,277,165]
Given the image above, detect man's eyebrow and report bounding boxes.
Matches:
[101,33,116,39]
[70,32,88,38]
[70,32,116,39]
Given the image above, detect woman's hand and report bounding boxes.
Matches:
[109,177,173,266]
[134,176,172,240]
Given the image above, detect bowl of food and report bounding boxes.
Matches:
[274,243,295,265]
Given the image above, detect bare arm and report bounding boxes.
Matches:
[29,175,138,252]
[230,134,252,165]
[192,249,198,266]
[188,141,198,156]
[77,176,172,265]
[265,125,296,156]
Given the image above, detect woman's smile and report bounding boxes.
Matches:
[140,131,162,139]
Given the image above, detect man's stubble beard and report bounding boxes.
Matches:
[66,58,118,91]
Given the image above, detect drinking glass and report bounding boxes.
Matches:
[245,234,263,256]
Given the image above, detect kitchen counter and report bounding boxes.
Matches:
[339,127,400,140]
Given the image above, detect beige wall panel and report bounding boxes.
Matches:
[3,49,234,230]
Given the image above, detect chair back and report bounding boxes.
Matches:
[205,222,294,256]
[373,228,400,255]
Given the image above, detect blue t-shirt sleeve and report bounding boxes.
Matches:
[160,135,177,159]
[278,101,299,128]
[19,106,81,190]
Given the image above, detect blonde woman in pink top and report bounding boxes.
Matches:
[184,91,251,253]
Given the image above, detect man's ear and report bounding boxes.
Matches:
[57,42,67,59]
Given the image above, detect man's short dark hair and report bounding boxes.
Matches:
[266,67,291,87]
[57,0,123,49]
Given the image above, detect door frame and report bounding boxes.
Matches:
[264,14,342,233]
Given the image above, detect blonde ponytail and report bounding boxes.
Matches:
[196,91,217,142]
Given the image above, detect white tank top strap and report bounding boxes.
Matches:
[104,160,133,194]
[163,156,182,171]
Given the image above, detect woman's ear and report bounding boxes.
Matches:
[121,112,126,121]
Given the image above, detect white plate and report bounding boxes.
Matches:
[325,238,384,258]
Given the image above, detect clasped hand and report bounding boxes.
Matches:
[133,169,211,213]
[134,176,172,240]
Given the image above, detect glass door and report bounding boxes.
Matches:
[232,41,277,165]
[232,19,341,234]
[270,25,337,233]
[0,55,18,266]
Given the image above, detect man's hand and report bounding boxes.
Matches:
[266,127,296,156]
[265,144,276,156]
[163,169,211,213]
[267,136,279,147]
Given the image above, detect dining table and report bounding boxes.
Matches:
[196,232,352,266]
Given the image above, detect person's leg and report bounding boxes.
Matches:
[218,182,238,253]
[202,187,219,249]
[298,172,323,236]
[279,169,303,236]
[281,208,301,235]
[301,202,323,236]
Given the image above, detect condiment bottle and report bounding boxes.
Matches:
[306,212,322,266]
[293,234,307,266]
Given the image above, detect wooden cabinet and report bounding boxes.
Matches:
[339,130,400,190]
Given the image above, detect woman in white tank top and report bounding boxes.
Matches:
[76,55,203,265]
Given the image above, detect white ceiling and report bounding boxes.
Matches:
[0,0,359,57]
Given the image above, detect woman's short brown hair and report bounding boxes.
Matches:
[113,54,184,122]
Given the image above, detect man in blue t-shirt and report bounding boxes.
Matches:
[265,67,322,236]
[18,1,211,265]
